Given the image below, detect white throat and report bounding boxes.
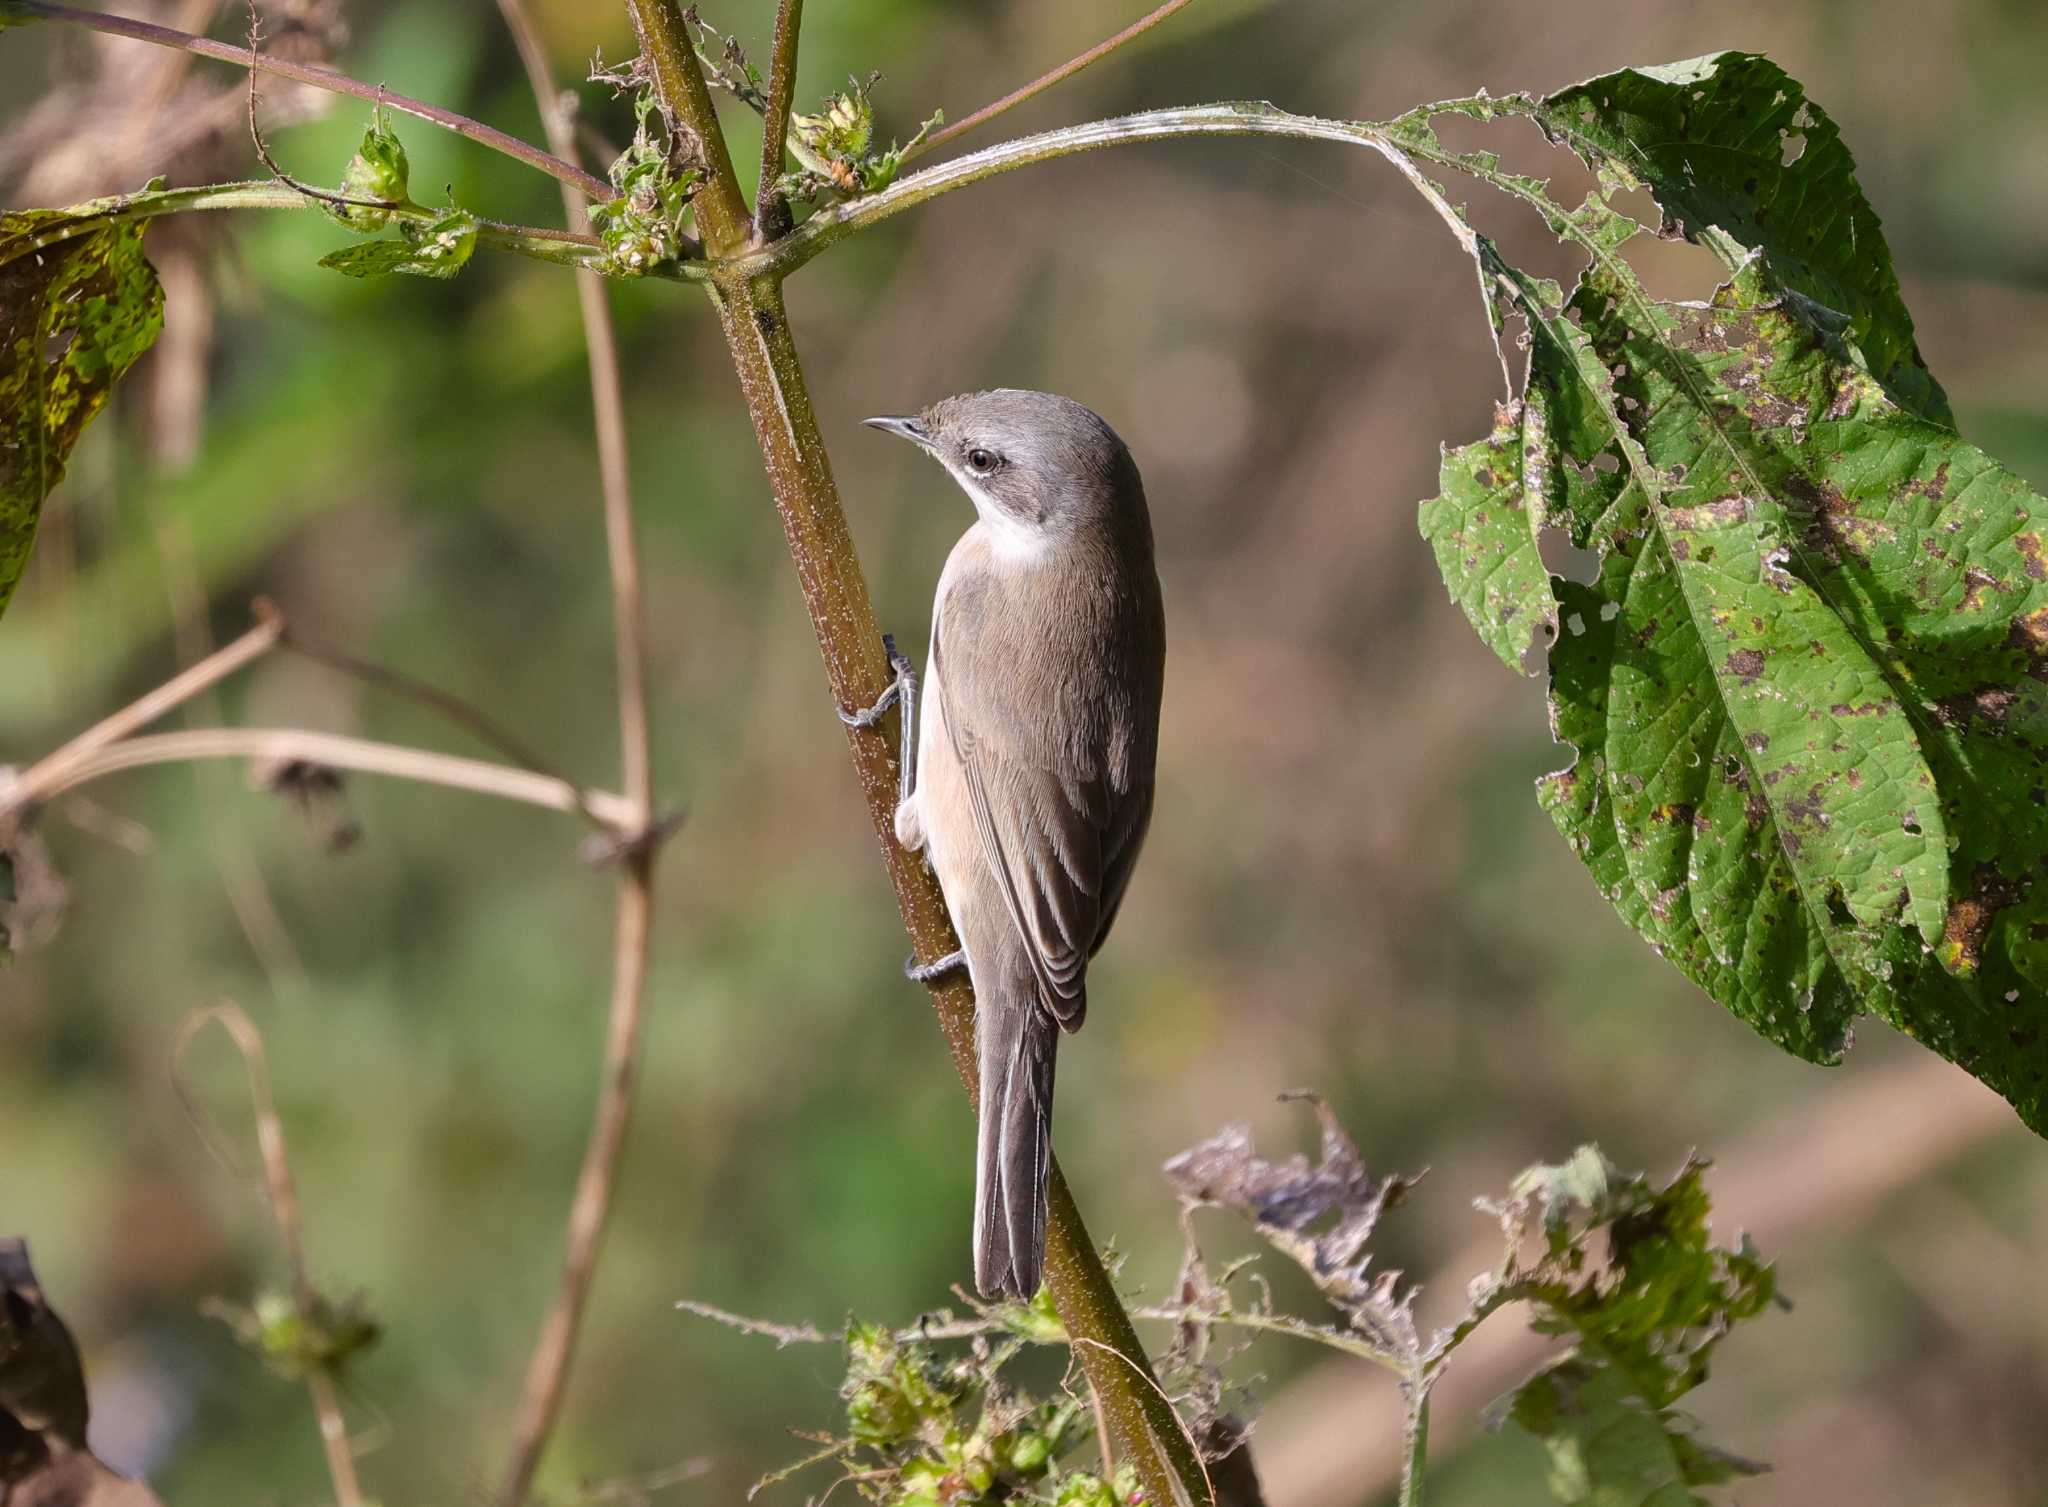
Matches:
[947,466,1050,564]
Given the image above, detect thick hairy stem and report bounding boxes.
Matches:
[615,14,1207,1499]
[624,0,749,254]
[700,266,1211,1507]
[13,1,613,202]
[753,0,805,242]
[493,4,661,1501]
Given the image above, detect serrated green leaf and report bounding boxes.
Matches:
[1419,397,1559,674]
[1410,52,2048,1129]
[0,202,165,619]
[1510,1353,1719,1507]
[1494,1154,1772,1505]
[319,209,477,280]
[1537,52,1950,425]
[1513,239,2048,1123]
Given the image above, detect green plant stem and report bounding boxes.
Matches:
[1,179,694,281]
[10,0,615,203]
[743,103,1421,278]
[1399,1389,1429,1507]
[753,0,805,242]
[616,5,1211,1502]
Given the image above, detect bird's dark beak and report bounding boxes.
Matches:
[863,414,931,448]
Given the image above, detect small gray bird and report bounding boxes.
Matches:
[861,389,1166,1298]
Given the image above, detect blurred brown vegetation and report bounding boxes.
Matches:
[4,1,2048,1503]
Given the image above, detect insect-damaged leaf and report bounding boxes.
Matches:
[1165,1093,1424,1364]
[319,208,478,280]
[1424,53,2048,1132]
[1491,1152,1773,1507]
[1420,397,1560,675]
[1536,52,1950,427]
[0,201,165,620]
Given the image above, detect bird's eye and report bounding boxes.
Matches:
[965,447,999,475]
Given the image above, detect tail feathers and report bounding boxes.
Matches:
[973,998,1057,1299]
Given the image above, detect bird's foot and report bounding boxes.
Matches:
[838,633,919,807]
[904,949,965,984]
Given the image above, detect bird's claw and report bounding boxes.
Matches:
[904,949,966,984]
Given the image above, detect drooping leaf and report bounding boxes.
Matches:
[0,202,165,619]
[1422,54,2048,1132]
[319,208,478,280]
[1164,1093,1423,1363]
[1536,52,1951,425]
[1484,1152,1773,1506]
[1510,1353,1743,1507]
[1420,397,1560,674]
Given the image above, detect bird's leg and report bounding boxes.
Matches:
[905,949,966,983]
[845,636,956,986]
[838,633,918,807]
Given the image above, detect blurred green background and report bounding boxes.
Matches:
[5,1,2048,1503]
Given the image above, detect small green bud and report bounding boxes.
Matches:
[790,79,875,169]
[1055,1472,1117,1507]
[1006,1285,1069,1344]
[848,1378,918,1444]
[335,111,410,229]
[1006,1429,1053,1477]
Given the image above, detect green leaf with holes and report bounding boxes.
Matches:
[1420,397,1560,674]
[319,209,478,280]
[1536,52,1951,426]
[1496,1151,1774,1506]
[0,201,166,620]
[1426,55,2048,1132]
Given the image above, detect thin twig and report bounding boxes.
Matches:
[12,0,615,203]
[3,612,282,817]
[910,0,1199,162]
[1397,1389,1428,1507]
[173,1004,364,1507]
[753,0,805,241]
[242,0,382,216]
[498,854,653,1505]
[674,1299,833,1348]
[145,479,309,997]
[493,3,662,1500]
[5,727,639,830]
[276,626,585,801]
[568,1459,714,1503]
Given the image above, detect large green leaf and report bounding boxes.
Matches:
[1420,55,2048,1130]
[0,203,165,619]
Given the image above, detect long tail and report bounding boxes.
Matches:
[972,984,1058,1298]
